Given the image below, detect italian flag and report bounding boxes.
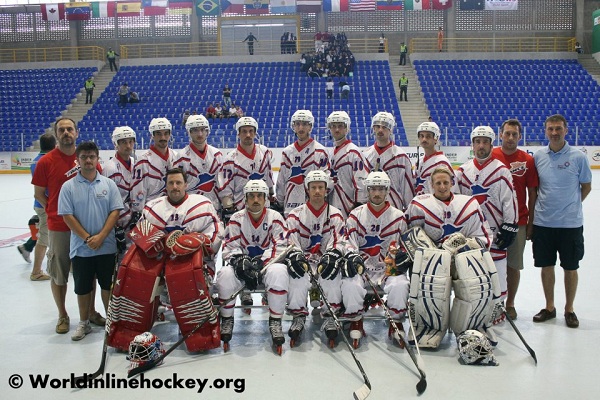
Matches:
[405,0,430,10]
[91,2,116,18]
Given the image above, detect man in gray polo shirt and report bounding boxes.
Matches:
[532,114,592,328]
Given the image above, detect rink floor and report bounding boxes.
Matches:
[1,172,599,400]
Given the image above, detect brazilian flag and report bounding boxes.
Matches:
[196,0,220,15]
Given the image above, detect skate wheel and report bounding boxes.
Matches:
[243,308,252,315]
[329,339,335,349]
[276,345,283,356]
[223,342,230,352]
[353,339,359,349]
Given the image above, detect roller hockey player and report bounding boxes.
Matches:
[130,118,178,213]
[275,110,330,217]
[215,180,289,354]
[405,167,498,348]
[456,126,518,311]
[414,122,454,196]
[107,168,223,352]
[344,171,410,348]
[217,117,274,223]
[102,126,136,257]
[327,111,368,218]
[173,115,224,210]
[363,112,415,210]
[286,170,346,348]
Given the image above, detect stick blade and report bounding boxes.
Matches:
[416,377,427,395]
[353,384,371,400]
[127,360,159,378]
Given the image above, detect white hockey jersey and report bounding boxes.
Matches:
[455,158,518,244]
[329,139,368,218]
[173,143,223,208]
[131,146,177,212]
[221,208,287,265]
[406,193,492,248]
[286,202,345,265]
[345,202,407,276]
[141,193,223,257]
[218,144,274,211]
[364,142,415,210]
[276,138,330,216]
[415,151,454,196]
[101,153,134,228]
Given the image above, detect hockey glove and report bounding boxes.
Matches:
[251,255,265,270]
[221,206,236,225]
[128,212,142,231]
[342,252,365,278]
[317,249,343,280]
[231,254,262,290]
[494,223,518,250]
[115,226,126,253]
[393,249,412,276]
[269,197,285,217]
[285,249,309,279]
[127,219,165,258]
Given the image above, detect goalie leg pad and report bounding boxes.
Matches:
[340,275,367,317]
[164,250,220,352]
[408,248,453,349]
[383,275,410,319]
[262,262,289,317]
[401,226,438,260]
[107,246,165,351]
[215,265,243,318]
[450,249,501,336]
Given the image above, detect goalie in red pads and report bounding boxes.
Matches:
[107,168,223,352]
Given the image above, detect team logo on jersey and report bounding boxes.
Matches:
[360,236,383,258]
[442,224,461,238]
[196,173,215,193]
[592,150,600,162]
[289,166,305,185]
[247,245,264,258]
[415,176,426,194]
[470,184,489,205]
[308,234,323,254]
[249,172,264,180]
[509,161,527,177]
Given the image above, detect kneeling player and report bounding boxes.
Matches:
[405,167,498,348]
[215,180,289,354]
[344,171,410,348]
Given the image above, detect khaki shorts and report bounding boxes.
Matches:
[47,230,71,285]
[33,207,48,247]
[506,225,527,270]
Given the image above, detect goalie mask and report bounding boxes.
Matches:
[456,330,499,366]
[127,332,165,372]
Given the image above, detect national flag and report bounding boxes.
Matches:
[323,0,349,12]
[196,0,220,15]
[41,4,65,21]
[116,2,142,16]
[245,0,269,14]
[296,0,321,12]
[142,0,168,15]
[485,0,517,11]
[405,0,429,10]
[169,0,194,14]
[91,2,117,18]
[459,0,484,10]
[432,0,452,9]
[65,3,92,21]
[376,0,402,11]
[349,0,375,11]
[271,0,296,13]
[220,0,245,13]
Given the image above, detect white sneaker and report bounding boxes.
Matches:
[17,245,31,263]
[71,321,92,341]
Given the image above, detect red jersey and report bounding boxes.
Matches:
[492,147,539,226]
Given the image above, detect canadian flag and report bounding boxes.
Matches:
[41,4,66,21]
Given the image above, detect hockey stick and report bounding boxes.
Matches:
[129,245,295,378]
[500,304,537,364]
[364,274,427,395]
[73,255,120,385]
[307,268,371,400]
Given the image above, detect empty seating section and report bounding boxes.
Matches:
[415,59,600,146]
[77,60,405,149]
[0,67,97,151]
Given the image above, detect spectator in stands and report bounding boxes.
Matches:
[106,47,119,72]
[215,103,224,120]
[399,73,408,101]
[399,42,407,65]
[438,27,444,52]
[300,53,308,72]
[326,77,334,99]
[340,81,350,100]
[228,104,237,120]
[223,84,232,108]
[206,102,216,119]
[575,42,583,54]
[314,31,322,51]
[242,32,258,55]
[182,109,191,126]
[307,66,320,79]
[117,83,128,108]
[84,77,95,105]
[235,105,245,119]
[129,90,140,103]
[379,33,385,53]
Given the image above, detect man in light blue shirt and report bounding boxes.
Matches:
[58,141,123,341]
[532,114,592,329]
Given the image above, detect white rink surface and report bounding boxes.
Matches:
[1,172,599,400]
